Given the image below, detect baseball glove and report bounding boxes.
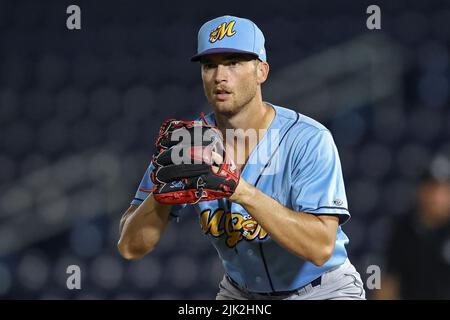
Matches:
[150,116,240,204]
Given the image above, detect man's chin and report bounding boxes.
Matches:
[212,102,239,116]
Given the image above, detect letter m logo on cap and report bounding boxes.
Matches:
[209,21,236,43]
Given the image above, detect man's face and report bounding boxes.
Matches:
[419,180,450,222]
[200,53,261,115]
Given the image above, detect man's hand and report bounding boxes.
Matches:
[229,177,254,203]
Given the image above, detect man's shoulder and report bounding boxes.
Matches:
[272,104,330,135]
[197,105,330,135]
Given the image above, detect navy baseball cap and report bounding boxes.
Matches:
[191,15,267,62]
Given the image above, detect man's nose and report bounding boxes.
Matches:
[214,64,228,83]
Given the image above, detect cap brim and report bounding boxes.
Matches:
[190,48,259,62]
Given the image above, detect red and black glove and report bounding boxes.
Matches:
[150,117,240,204]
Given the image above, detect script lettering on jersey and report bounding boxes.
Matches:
[200,209,268,247]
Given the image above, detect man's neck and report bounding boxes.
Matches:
[213,97,275,170]
[419,211,449,230]
[214,99,274,132]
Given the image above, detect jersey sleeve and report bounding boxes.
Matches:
[131,163,187,219]
[290,129,350,225]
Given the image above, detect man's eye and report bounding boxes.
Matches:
[229,61,239,66]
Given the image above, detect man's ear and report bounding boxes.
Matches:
[256,61,269,84]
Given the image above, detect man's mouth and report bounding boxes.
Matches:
[214,89,231,101]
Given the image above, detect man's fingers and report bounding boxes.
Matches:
[211,151,224,166]
[212,165,220,174]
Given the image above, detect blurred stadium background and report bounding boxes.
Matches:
[0,0,449,299]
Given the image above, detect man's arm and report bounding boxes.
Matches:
[230,179,339,266]
[117,195,173,260]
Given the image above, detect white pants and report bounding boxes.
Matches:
[216,259,366,300]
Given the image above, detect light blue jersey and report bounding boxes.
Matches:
[131,104,351,293]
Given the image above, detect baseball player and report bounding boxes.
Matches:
[118,15,366,300]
